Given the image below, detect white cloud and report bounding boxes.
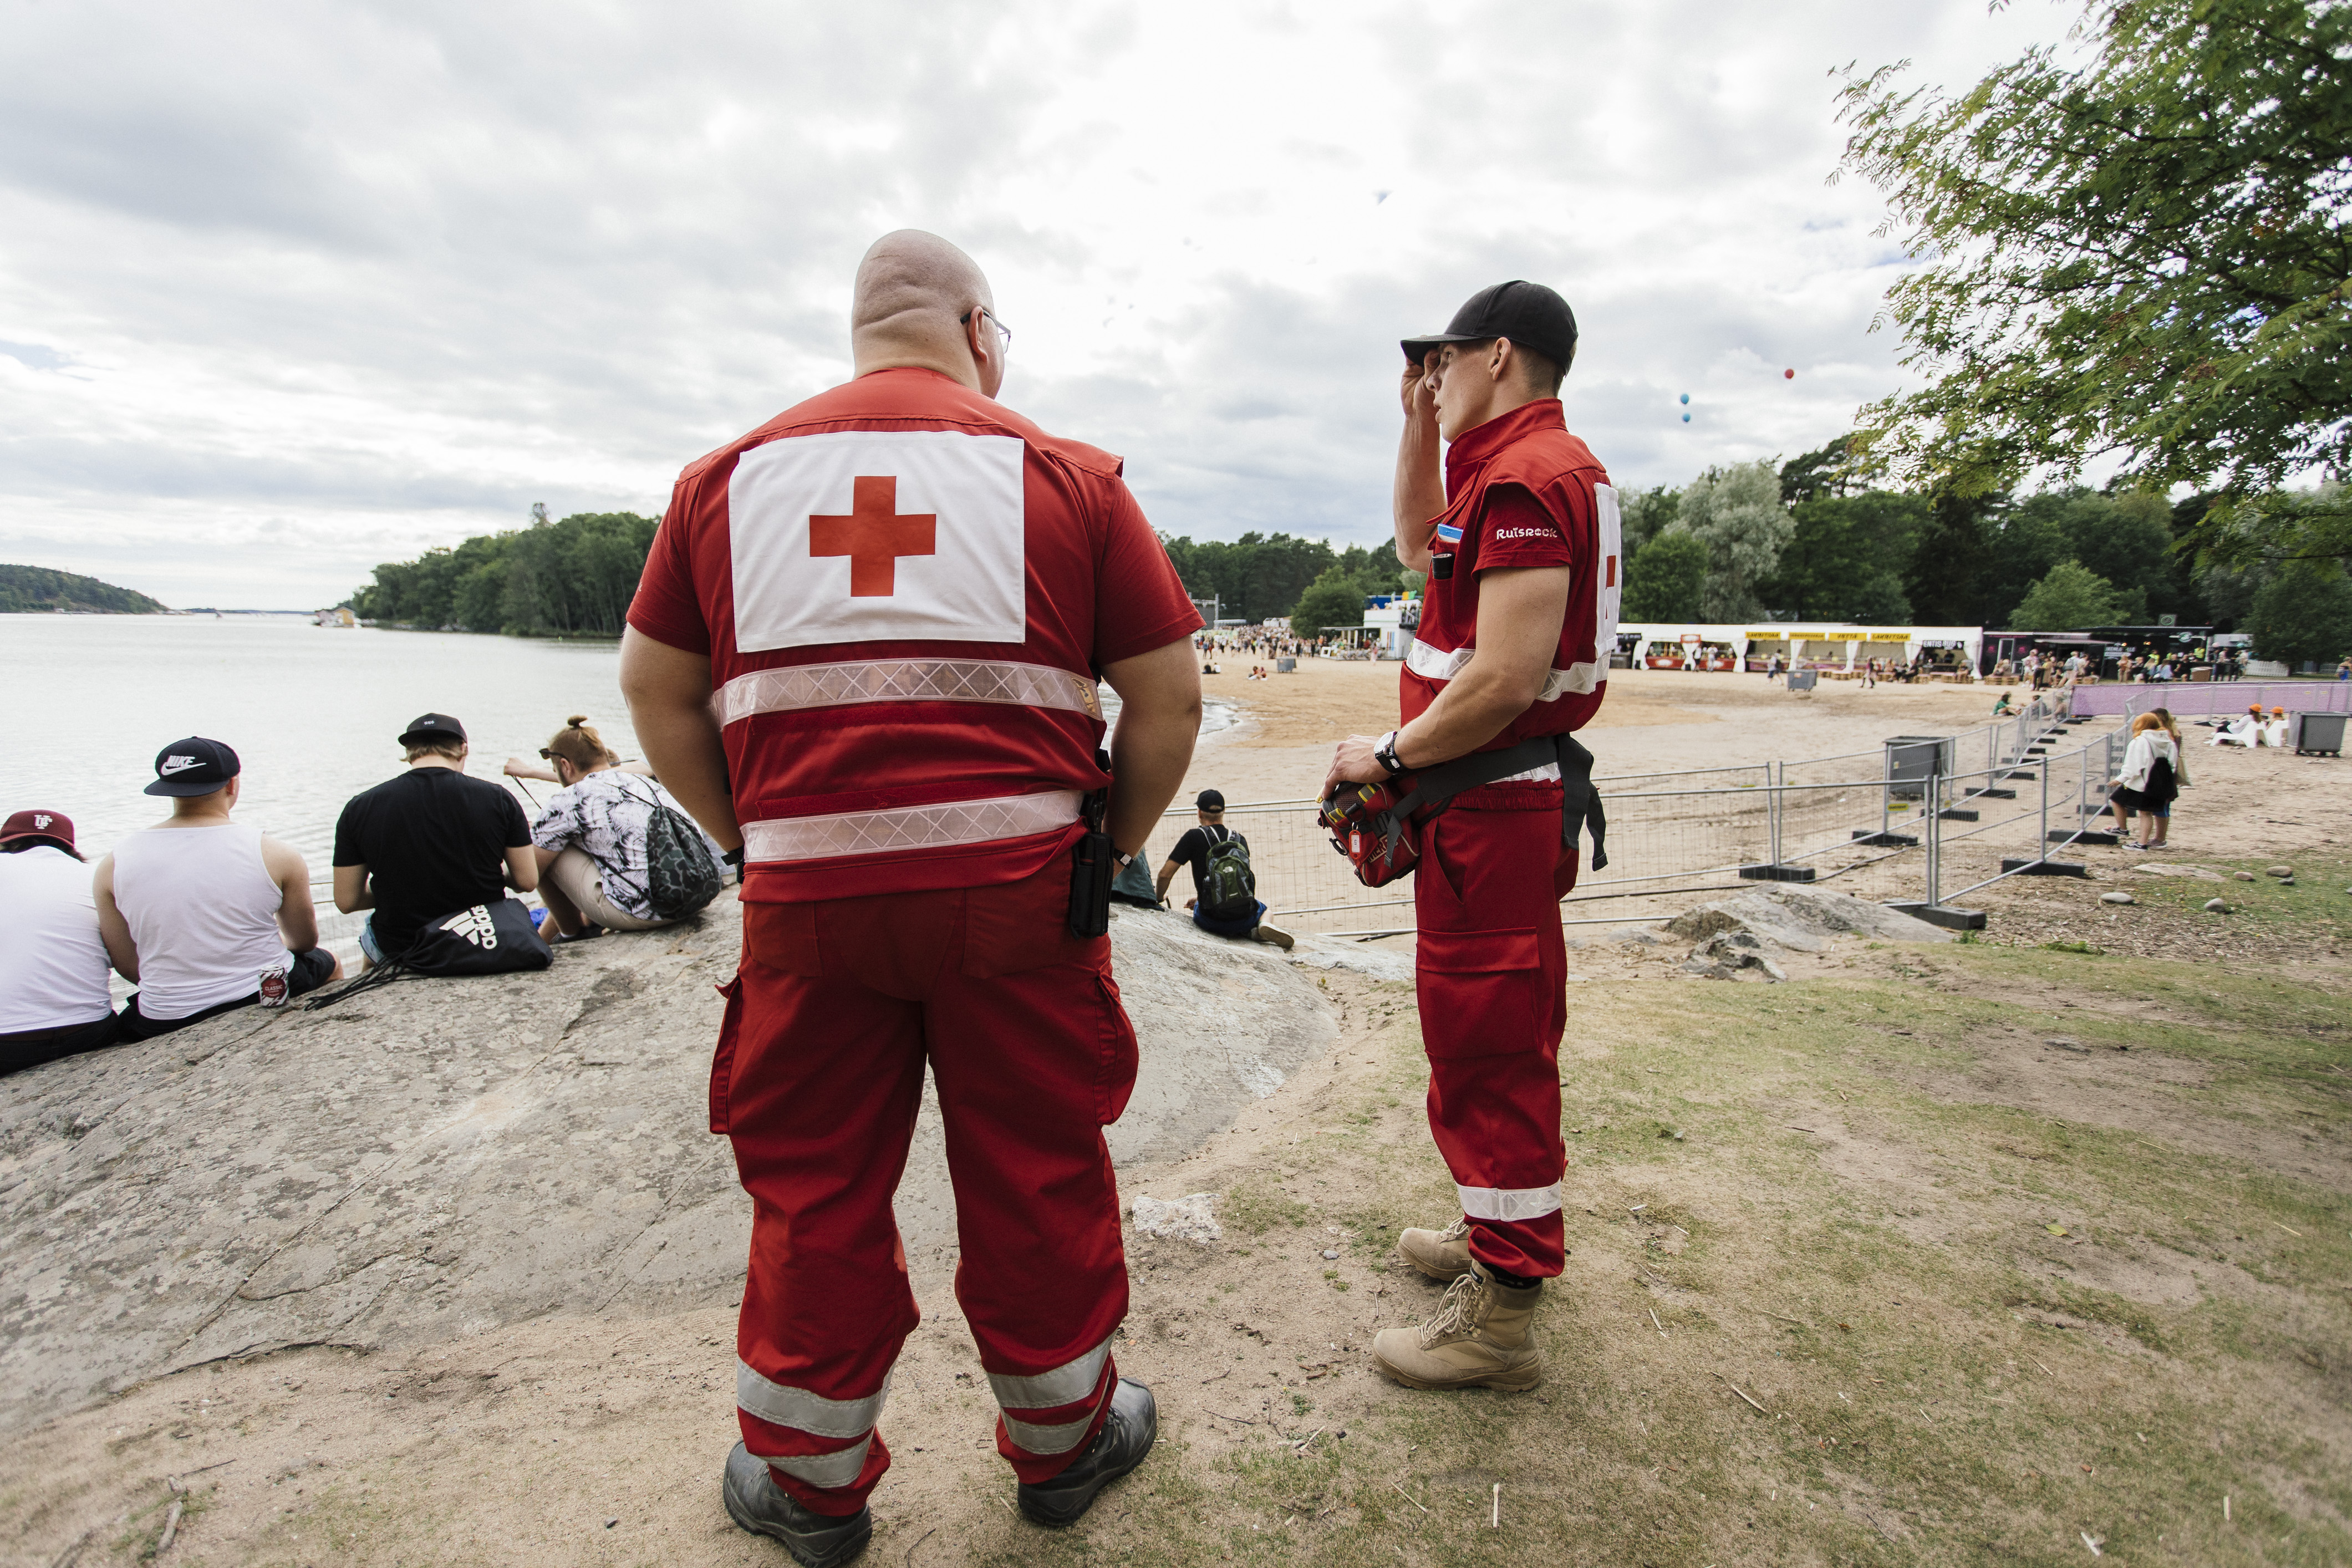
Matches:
[0,0,2069,607]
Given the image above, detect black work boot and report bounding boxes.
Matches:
[1014,1378,1157,1526]
[721,1442,873,1567]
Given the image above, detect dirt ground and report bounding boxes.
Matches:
[7,671,2349,1568]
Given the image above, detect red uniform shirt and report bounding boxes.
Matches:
[629,368,1201,903]
[1401,399,1622,752]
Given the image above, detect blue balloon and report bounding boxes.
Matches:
[1681,412,1691,422]
[1679,393,1689,405]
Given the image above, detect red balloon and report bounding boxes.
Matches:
[1784,368,1795,379]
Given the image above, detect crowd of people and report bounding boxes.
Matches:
[0,712,724,1077]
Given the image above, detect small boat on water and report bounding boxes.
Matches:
[313,606,357,628]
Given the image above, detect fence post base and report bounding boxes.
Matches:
[1885,900,1988,931]
[2000,857,2091,877]
[1852,829,1919,846]
[2054,829,2124,846]
[1738,864,1819,882]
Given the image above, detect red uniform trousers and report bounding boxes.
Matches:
[711,847,1137,1515]
[1412,780,1576,1278]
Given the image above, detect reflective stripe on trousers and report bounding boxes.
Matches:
[989,1332,1115,1455]
[741,790,1082,864]
[1457,1183,1563,1223]
[737,1360,890,1487]
[712,658,1103,728]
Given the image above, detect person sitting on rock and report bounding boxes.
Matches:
[510,715,726,941]
[94,738,342,1038]
[0,809,125,1075]
[332,713,538,968]
[1153,789,1292,949]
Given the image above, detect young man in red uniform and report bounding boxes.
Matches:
[621,230,1202,1566]
[1324,279,1621,1393]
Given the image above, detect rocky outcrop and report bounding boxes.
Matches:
[0,894,1373,1435]
[1667,885,1953,980]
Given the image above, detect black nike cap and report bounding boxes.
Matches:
[1197,790,1226,812]
[1401,279,1579,375]
[398,712,468,746]
[145,736,241,797]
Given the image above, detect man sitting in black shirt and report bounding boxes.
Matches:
[1153,789,1292,949]
[333,713,539,966]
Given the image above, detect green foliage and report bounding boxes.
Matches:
[1620,529,1708,623]
[1837,0,2352,509]
[1759,489,1927,622]
[1289,564,1370,640]
[1616,485,1681,554]
[1676,460,1792,622]
[1157,532,1401,625]
[352,512,658,635]
[0,564,169,614]
[2010,559,2123,630]
[2247,557,2352,666]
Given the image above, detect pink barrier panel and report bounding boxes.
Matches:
[2069,680,2352,717]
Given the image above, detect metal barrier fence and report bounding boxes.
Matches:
[1151,688,2112,937]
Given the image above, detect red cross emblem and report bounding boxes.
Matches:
[810,475,936,597]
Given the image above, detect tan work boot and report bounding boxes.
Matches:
[1396,1217,1473,1281]
[1371,1262,1544,1392]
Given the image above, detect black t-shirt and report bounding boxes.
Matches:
[334,767,531,955]
[1167,823,1243,904]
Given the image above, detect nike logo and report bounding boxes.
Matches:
[159,756,201,774]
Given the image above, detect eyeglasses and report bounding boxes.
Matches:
[960,307,1012,357]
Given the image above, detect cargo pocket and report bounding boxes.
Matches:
[744,900,822,975]
[1414,928,1542,1058]
[708,974,745,1136]
[1093,970,1141,1126]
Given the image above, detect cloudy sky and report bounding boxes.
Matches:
[0,0,2072,609]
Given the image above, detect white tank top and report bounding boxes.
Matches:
[111,822,291,1021]
[0,846,115,1032]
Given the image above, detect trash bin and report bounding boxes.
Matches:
[1787,669,1819,693]
[1883,735,1953,801]
[1275,657,1297,674]
[2292,711,2346,756]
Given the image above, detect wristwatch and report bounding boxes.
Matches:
[1374,730,1408,776]
[1114,849,1137,869]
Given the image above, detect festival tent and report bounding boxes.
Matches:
[1618,623,1984,676]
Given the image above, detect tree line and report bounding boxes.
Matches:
[353,511,658,636]
[0,564,168,614]
[1617,438,2351,666]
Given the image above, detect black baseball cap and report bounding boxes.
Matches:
[399,712,468,746]
[1401,279,1579,375]
[1197,790,1226,812]
[145,736,241,797]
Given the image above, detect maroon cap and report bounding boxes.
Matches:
[1,808,81,859]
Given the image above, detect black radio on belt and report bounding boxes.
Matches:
[1067,746,1115,938]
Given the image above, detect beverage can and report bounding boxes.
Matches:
[258,963,290,1008]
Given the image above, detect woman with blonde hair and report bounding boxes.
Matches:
[2107,712,2183,851]
[506,716,725,940]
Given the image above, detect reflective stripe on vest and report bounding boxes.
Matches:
[1403,639,1606,703]
[1457,1182,1562,1223]
[985,1332,1114,1412]
[713,658,1102,729]
[736,1359,892,1439]
[741,790,1082,864]
[752,1434,873,1489]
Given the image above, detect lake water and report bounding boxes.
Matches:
[0,613,1221,879]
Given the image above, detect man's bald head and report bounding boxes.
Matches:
[851,231,998,392]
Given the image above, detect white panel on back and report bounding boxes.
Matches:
[1591,481,1623,655]
[729,430,1027,653]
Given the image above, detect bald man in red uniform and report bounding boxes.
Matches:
[1325,280,1620,1394]
[623,231,1202,1566]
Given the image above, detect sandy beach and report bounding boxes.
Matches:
[1177,659,2007,805]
